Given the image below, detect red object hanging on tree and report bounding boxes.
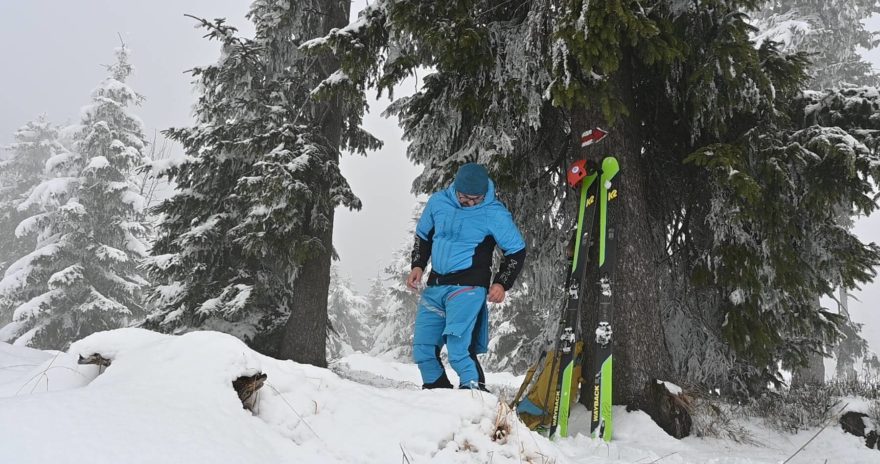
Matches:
[580,127,608,147]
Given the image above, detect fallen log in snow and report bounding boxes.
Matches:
[78,353,111,367]
[639,379,693,439]
[233,373,267,412]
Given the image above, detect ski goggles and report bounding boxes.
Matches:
[456,192,485,206]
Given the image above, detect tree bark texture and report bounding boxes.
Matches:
[791,297,826,388]
[791,353,825,388]
[278,0,350,367]
[576,55,673,408]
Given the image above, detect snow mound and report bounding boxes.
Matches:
[0,329,565,464]
[0,342,57,392]
[0,341,51,370]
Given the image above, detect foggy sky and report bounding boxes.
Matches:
[0,0,420,297]
[0,2,877,355]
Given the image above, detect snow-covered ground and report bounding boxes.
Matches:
[0,329,877,463]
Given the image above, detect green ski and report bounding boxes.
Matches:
[589,156,620,441]
[549,163,599,438]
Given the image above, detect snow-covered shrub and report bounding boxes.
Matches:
[326,267,371,360]
[751,387,839,433]
[827,379,880,434]
[748,380,880,434]
[689,396,759,445]
[825,378,880,401]
[692,382,880,443]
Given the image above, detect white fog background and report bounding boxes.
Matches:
[0,1,877,359]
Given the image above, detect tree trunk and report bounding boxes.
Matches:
[576,53,673,409]
[791,353,825,388]
[278,0,350,367]
[281,220,334,367]
[792,298,826,387]
[835,286,857,381]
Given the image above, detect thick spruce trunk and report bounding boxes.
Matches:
[280,219,334,367]
[575,55,673,409]
[791,353,825,387]
[792,297,826,387]
[278,0,350,367]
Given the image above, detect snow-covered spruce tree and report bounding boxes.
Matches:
[753,0,880,89]
[144,1,376,365]
[311,0,880,404]
[0,117,65,277]
[369,236,419,361]
[0,46,150,349]
[135,132,176,216]
[865,354,880,381]
[0,118,67,326]
[681,67,880,393]
[326,266,371,358]
[482,281,540,374]
[365,273,386,317]
[368,207,423,362]
[752,1,880,384]
[833,288,867,382]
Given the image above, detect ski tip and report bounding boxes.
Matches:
[601,156,620,177]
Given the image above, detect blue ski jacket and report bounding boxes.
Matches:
[411,180,526,290]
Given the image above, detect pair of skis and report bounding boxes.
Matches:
[545,128,620,441]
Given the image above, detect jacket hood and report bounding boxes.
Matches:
[442,179,497,210]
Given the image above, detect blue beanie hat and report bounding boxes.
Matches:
[453,163,489,195]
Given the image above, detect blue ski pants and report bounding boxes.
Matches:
[412,285,486,388]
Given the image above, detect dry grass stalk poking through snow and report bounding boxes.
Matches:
[492,401,512,442]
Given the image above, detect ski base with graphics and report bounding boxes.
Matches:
[588,155,620,442]
[549,163,599,438]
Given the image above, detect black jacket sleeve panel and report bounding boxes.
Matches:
[493,247,526,290]
[411,229,433,270]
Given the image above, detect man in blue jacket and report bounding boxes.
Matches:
[406,163,527,390]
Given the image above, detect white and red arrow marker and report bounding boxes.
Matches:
[580,127,608,147]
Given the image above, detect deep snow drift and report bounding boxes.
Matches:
[0,329,877,463]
